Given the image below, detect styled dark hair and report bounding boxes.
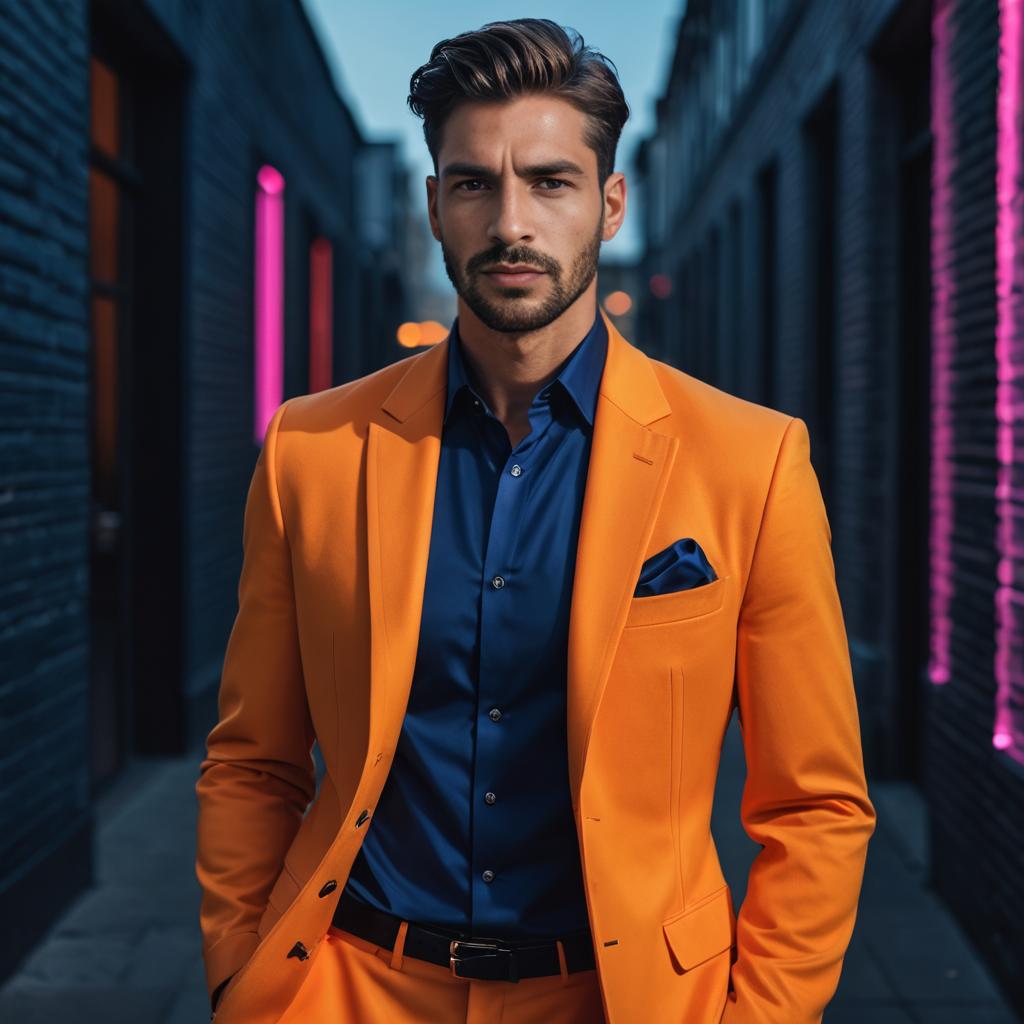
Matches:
[408,18,630,185]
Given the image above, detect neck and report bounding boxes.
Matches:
[454,290,598,426]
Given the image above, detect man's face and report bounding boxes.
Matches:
[426,94,623,333]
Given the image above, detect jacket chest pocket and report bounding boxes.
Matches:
[624,574,729,629]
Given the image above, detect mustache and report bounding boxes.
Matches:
[467,248,559,275]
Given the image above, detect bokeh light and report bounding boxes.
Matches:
[397,320,451,347]
[604,290,632,316]
[649,273,672,299]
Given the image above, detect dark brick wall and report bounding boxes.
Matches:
[0,0,94,979]
[927,0,1024,1008]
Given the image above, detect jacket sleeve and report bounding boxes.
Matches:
[721,416,877,1024]
[194,398,317,1004]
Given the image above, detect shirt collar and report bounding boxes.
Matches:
[443,310,608,428]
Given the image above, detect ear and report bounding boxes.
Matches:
[601,171,627,242]
[426,175,441,242]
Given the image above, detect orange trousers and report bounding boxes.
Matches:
[275,921,607,1024]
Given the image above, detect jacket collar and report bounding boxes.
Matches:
[381,307,672,429]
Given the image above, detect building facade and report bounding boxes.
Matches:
[0,0,409,982]
[634,0,1023,1010]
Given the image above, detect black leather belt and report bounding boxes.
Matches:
[331,888,596,982]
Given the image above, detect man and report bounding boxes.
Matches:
[196,18,876,1024]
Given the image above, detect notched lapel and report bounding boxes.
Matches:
[366,341,448,762]
[566,313,678,806]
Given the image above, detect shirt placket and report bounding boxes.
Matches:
[469,387,556,927]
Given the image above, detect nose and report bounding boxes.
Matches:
[487,180,534,248]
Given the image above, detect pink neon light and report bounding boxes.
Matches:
[309,237,333,393]
[928,0,955,689]
[258,165,285,195]
[994,0,1023,763]
[254,164,285,444]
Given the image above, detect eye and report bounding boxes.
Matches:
[453,178,571,192]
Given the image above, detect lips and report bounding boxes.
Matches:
[484,266,547,286]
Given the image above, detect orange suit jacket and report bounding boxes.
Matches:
[196,310,877,1023]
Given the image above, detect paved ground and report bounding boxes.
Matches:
[1,716,1019,1023]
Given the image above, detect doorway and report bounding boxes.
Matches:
[88,2,188,791]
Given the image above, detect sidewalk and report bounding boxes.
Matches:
[0,750,212,1023]
[1,717,1019,1023]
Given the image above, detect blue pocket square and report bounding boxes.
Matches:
[634,538,717,598]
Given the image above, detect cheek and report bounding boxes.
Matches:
[439,208,488,252]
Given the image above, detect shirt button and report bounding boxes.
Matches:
[491,575,505,589]
[484,792,496,805]
[482,870,495,883]
[541,389,551,399]
[510,464,522,477]
[488,707,502,722]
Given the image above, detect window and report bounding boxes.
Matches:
[309,237,333,393]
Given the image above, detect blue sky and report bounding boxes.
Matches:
[300,0,684,276]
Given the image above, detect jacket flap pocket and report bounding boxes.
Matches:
[662,884,735,971]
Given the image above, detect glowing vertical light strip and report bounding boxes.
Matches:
[254,164,286,444]
[994,0,1023,762]
[928,0,956,690]
[309,237,333,394]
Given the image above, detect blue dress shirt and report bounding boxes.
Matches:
[342,309,609,938]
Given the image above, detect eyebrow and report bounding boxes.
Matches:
[441,160,587,179]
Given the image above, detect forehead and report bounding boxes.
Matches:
[438,94,593,170]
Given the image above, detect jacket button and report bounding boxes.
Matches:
[318,879,337,898]
[287,941,309,960]
[355,809,370,827]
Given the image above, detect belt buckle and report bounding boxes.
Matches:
[449,937,517,981]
